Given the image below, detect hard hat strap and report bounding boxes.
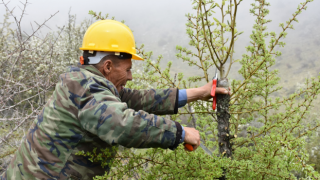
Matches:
[117,53,132,59]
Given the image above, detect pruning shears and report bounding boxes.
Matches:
[211,69,218,110]
[184,70,218,151]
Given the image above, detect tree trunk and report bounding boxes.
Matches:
[216,78,231,180]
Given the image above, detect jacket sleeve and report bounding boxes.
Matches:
[78,77,182,149]
[119,88,179,115]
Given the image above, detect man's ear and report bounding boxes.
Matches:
[102,60,113,76]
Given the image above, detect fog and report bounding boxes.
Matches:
[1,0,320,85]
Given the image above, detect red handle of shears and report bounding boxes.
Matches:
[211,79,217,110]
[184,143,194,151]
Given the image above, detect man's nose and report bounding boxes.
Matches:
[127,71,132,81]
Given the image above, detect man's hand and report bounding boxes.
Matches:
[199,80,231,101]
[183,127,200,151]
[186,80,231,103]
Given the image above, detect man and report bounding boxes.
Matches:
[1,20,229,179]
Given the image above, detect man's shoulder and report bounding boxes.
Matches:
[58,65,120,97]
[58,65,103,86]
[63,65,98,79]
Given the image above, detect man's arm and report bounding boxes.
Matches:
[79,79,182,150]
[119,88,179,115]
[119,81,229,151]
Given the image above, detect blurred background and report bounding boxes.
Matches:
[0,0,319,93]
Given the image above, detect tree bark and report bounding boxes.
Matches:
[216,78,231,180]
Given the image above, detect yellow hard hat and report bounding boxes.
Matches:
[79,20,143,60]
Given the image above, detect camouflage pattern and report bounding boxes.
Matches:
[1,64,180,180]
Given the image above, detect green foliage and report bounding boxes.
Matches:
[85,0,320,179]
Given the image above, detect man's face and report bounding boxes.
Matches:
[107,59,132,92]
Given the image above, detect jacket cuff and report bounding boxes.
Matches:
[169,121,183,150]
[174,88,179,114]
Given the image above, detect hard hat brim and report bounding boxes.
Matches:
[132,54,144,60]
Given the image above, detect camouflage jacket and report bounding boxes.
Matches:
[1,65,182,180]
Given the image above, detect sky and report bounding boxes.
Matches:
[1,0,319,83]
[1,0,318,49]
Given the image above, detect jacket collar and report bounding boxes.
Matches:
[75,63,121,98]
[76,63,105,77]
